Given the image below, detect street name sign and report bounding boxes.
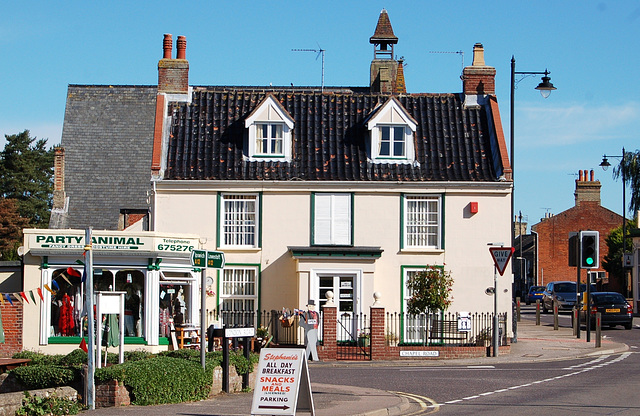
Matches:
[251,348,314,415]
[190,249,206,268]
[489,247,515,276]
[190,250,226,269]
[226,327,255,338]
[207,251,225,269]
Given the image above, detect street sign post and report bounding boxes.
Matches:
[190,249,226,369]
[488,246,514,358]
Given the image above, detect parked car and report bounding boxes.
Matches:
[526,286,545,305]
[542,281,578,313]
[580,292,633,330]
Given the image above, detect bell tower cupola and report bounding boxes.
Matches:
[370,9,403,94]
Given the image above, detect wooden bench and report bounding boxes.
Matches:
[0,358,31,374]
[428,320,468,344]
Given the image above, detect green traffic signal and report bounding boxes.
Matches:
[579,231,599,269]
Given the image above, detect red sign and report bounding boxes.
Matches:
[489,247,515,276]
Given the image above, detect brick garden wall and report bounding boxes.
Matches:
[0,303,23,357]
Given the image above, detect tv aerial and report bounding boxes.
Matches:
[429,50,464,75]
[292,45,325,91]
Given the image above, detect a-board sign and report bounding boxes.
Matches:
[251,348,315,416]
[457,311,472,332]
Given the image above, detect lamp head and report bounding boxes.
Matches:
[599,156,611,171]
[535,70,556,98]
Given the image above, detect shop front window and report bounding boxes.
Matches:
[49,267,145,339]
[50,268,85,337]
[159,282,191,338]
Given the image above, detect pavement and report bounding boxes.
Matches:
[83,315,632,416]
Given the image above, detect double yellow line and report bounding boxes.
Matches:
[392,391,440,414]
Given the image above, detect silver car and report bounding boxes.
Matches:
[542,281,578,313]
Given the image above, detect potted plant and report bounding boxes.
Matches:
[255,326,269,352]
[357,330,370,347]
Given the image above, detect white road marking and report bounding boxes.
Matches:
[431,352,632,409]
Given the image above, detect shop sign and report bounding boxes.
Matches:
[251,348,314,415]
[28,232,198,254]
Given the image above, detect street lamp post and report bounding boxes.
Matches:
[510,57,556,263]
[599,148,631,310]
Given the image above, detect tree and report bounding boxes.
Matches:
[603,217,637,295]
[0,130,54,227]
[406,266,454,344]
[0,198,31,260]
[614,149,640,214]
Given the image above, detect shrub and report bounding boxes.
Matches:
[158,348,200,360]
[95,356,212,405]
[12,350,62,366]
[15,391,85,416]
[58,349,87,366]
[124,349,154,362]
[10,365,77,390]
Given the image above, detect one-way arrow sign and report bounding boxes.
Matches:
[489,247,515,276]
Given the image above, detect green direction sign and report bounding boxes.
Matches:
[207,251,225,269]
[191,250,207,268]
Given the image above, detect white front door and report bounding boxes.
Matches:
[318,273,359,341]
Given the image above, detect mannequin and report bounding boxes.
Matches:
[296,300,319,361]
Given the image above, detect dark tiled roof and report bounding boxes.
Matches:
[165,88,503,182]
[60,85,156,230]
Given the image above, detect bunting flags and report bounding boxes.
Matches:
[79,337,88,353]
[19,292,29,304]
[0,266,85,309]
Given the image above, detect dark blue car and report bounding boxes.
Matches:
[526,286,545,305]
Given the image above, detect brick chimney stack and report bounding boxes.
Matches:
[158,34,189,94]
[52,147,65,209]
[575,169,601,206]
[462,43,496,96]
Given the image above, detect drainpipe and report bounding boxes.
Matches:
[531,230,539,286]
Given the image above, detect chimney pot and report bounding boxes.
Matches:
[579,170,584,181]
[590,169,594,182]
[472,43,485,66]
[163,34,173,59]
[177,36,186,59]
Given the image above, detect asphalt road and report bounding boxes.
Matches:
[310,307,640,415]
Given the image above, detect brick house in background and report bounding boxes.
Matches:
[531,169,623,292]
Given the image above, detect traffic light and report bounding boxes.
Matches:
[579,231,599,269]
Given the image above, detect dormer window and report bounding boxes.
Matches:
[366,97,417,163]
[245,95,294,161]
[256,123,284,156]
[379,125,406,157]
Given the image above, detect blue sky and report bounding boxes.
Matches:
[2,1,639,227]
